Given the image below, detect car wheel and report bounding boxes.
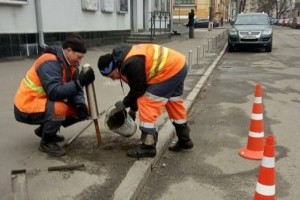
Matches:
[265,44,272,52]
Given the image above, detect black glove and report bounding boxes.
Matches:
[128,110,136,121]
[76,104,89,120]
[78,68,95,87]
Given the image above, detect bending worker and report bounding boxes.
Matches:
[97,43,194,158]
[14,34,95,157]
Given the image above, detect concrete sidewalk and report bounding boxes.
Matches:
[0,26,228,200]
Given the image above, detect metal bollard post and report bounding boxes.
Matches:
[207,40,210,53]
[11,169,29,200]
[203,43,206,59]
[196,46,201,65]
[214,36,217,47]
[188,50,193,70]
[82,64,101,145]
[213,37,216,49]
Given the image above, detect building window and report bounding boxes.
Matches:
[175,0,194,4]
[0,0,28,5]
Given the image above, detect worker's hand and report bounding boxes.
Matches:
[76,104,89,120]
[128,110,136,121]
[78,68,95,87]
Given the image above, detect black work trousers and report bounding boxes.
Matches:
[14,105,81,138]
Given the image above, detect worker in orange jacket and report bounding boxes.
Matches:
[14,34,95,157]
[97,44,194,158]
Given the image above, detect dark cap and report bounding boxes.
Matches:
[98,53,117,76]
[62,34,86,53]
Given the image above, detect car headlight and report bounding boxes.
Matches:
[228,29,238,36]
[262,29,272,36]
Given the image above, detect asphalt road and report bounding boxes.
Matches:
[137,26,300,200]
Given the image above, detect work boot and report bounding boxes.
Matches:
[35,126,65,142]
[127,133,157,158]
[39,139,66,157]
[127,144,157,158]
[169,140,194,152]
[169,123,194,152]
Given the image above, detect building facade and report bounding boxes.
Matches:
[0,0,170,58]
[243,0,258,13]
[172,0,230,24]
[293,0,300,17]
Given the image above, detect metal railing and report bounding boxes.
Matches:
[150,11,171,39]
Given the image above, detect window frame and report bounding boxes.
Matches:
[0,0,28,5]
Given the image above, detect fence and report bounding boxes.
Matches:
[150,11,171,39]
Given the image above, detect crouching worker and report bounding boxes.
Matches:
[14,34,95,157]
[97,43,194,158]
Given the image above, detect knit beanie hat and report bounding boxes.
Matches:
[98,53,116,76]
[62,34,86,53]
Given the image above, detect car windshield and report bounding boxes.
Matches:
[235,15,269,25]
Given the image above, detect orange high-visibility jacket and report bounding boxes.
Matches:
[119,44,188,132]
[123,44,186,84]
[14,52,78,114]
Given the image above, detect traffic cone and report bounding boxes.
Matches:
[253,135,276,200]
[239,84,264,160]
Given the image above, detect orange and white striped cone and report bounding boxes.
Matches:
[239,84,264,160]
[253,135,275,200]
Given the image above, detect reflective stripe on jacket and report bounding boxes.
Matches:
[14,53,76,114]
[123,44,186,84]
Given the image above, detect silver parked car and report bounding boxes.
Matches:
[228,12,273,52]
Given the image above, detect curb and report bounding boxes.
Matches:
[113,42,228,200]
